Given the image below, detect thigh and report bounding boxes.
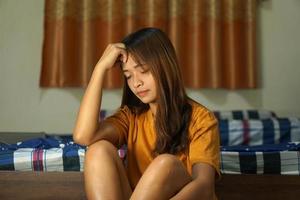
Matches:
[130,154,192,200]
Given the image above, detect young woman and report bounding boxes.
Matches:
[73,28,220,200]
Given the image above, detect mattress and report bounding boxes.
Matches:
[1,110,299,175]
[221,143,300,175]
[1,136,300,175]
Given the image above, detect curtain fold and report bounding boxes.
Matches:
[40,0,257,89]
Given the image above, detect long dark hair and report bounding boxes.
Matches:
[121,27,192,155]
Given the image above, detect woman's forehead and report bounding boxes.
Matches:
[122,54,145,70]
[122,55,137,69]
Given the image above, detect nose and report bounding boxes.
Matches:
[132,74,143,88]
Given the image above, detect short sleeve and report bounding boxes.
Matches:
[104,106,132,146]
[189,109,220,177]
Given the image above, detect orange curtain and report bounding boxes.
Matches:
[40,0,257,89]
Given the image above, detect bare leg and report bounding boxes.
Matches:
[84,140,132,200]
[130,154,192,200]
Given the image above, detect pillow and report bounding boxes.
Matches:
[219,117,300,146]
[213,110,277,120]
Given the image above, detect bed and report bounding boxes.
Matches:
[1,110,300,199]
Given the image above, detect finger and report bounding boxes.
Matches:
[121,50,128,63]
[107,43,127,63]
[116,48,128,63]
[113,43,126,49]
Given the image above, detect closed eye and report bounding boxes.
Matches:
[141,69,150,74]
[125,75,131,80]
[138,65,150,74]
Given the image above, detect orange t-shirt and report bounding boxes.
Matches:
[105,101,220,189]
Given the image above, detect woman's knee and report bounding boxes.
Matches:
[151,154,183,172]
[85,140,117,159]
[137,154,191,195]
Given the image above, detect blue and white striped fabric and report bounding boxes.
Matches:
[2,139,300,175]
[213,110,276,120]
[0,136,85,171]
[0,136,126,172]
[220,142,300,175]
[219,117,300,146]
[1,109,299,175]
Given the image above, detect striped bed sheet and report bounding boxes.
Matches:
[1,110,299,175]
[220,143,300,175]
[0,136,125,172]
[0,136,85,171]
[1,136,300,175]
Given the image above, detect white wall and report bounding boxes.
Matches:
[0,0,300,134]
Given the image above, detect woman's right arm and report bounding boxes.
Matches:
[73,43,127,146]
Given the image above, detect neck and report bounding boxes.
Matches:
[149,102,157,117]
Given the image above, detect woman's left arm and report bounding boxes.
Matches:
[170,162,216,200]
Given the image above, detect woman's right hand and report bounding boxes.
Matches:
[95,43,128,71]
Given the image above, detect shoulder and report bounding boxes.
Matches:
[118,105,133,116]
[188,101,218,136]
[189,100,217,124]
[105,105,134,122]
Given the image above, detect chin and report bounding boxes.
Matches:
[139,97,153,104]
[140,99,150,104]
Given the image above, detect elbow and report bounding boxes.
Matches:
[73,129,91,146]
[73,135,85,146]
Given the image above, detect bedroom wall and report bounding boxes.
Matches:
[0,0,299,134]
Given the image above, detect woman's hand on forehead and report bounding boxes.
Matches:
[95,43,128,71]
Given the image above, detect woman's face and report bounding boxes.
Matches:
[122,55,157,105]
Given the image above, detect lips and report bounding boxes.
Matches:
[137,90,149,97]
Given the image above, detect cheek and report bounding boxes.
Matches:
[149,76,156,88]
[127,80,134,92]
